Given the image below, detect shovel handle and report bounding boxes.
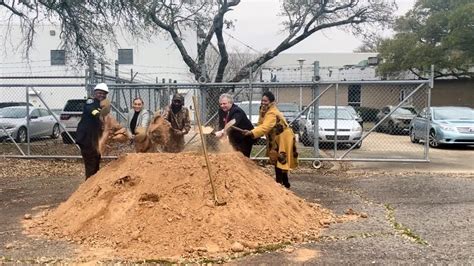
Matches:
[230,125,246,133]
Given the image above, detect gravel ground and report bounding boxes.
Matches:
[0,159,473,264]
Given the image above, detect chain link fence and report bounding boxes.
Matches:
[1,76,432,162]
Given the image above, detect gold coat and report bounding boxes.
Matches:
[251,103,298,171]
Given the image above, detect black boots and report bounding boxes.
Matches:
[275,166,291,188]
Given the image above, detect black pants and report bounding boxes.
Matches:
[80,145,101,180]
[232,138,253,158]
[275,166,290,188]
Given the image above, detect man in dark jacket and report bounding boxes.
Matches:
[161,93,191,153]
[75,83,109,179]
[215,93,254,157]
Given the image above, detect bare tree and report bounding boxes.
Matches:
[2,0,396,81]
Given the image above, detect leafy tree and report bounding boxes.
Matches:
[378,0,474,79]
[1,0,396,82]
[353,34,385,53]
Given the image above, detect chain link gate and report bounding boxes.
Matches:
[1,78,432,165]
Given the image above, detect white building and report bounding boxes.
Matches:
[0,24,195,109]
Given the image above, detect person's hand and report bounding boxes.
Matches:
[242,130,253,137]
[174,129,184,136]
[215,130,224,138]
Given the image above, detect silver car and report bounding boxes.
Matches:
[0,106,60,143]
[409,106,474,147]
[301,106,363,148]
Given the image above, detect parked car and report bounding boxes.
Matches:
[277,102,300,132]
[59,99,86,144]
[300,106,363,148]
[236,101,260,125]
[409,106,474,147]
[0,106,60,142]
[345,105,363,128]
[236,101,266,145]
[375,105,417,134]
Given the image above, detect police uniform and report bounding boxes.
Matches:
[76,98,103,179]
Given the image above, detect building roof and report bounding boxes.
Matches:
[264,52,378,68]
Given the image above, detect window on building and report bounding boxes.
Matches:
[50,50,66,65]
[399,89,414,105]
[348,84,361,107]
[118,49,133,64]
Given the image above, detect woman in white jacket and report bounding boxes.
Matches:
[126,97,151,139]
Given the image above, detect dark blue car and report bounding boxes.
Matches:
[409,106,474,147]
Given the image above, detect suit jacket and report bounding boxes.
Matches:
[126,109,151,135]
[218,104,254,144]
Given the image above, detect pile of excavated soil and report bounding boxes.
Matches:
[26,152,335,262]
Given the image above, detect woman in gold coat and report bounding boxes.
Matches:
[243,91,298,188]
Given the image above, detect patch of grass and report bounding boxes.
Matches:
[384,203,428,245]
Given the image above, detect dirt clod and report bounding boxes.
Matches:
[231,242,244,252]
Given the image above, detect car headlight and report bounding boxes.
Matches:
[352,125,362,132]
[439,124,456,132]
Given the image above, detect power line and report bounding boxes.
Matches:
[223,31,261,53]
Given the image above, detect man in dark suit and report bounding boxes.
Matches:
[75,83,109,179]
[215,93,254,157]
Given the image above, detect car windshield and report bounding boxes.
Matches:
[433,108,474,120]
[309,108,353,120]
[394,107,417,115]
[278,103,299,117]
[345,106,358,116]
[0,107,27,118]
[237,103,260,115]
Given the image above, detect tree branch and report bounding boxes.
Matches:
[149,6,200,79]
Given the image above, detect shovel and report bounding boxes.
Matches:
[192,96,226,206]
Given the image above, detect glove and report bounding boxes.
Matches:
[215,130,224,138]
[99,99,111,117]
[174,129,185,136]
[242,130,253,137]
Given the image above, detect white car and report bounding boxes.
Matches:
[0,106,60,143]
[301,106,363,148]
[59,99,86,144]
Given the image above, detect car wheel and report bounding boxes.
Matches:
[354,141,362,149]
[388,121,396,135]
[51,124,60,139]
[61,132,74,144]
[429,129,440,148]
[16,127,27,143]
[374,120,382,132]
[301,130,312,146]
[409,128,419,143]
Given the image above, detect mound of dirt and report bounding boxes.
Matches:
[26,152,334,262]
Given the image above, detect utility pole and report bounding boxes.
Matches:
[297,58,305,111]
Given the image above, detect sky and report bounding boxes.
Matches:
[225,0,417,54]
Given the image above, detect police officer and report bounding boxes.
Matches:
[75,83,109,179]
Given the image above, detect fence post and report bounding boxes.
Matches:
[312,61,320,157]
[248,67,253,119]
[425,65,434,160]
[101,62,105,82]
[88,54,95,96]
[25,87,30,155]
[115,60,119,83]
